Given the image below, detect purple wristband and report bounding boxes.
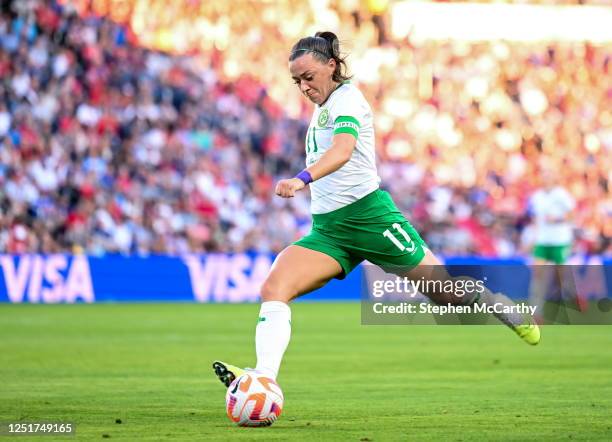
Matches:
[295,170,313,185]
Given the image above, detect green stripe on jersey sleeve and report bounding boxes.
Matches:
[333,115,360,139]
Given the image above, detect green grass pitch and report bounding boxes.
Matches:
[1,303,611,441]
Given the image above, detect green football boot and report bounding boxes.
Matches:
[212,361,246,387]
[513,322,541,346]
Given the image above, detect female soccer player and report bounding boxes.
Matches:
[214,32,539,388]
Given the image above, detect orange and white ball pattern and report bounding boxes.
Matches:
[225,373,284,427]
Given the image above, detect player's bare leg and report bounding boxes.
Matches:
[213,245,342,386]
[399,249,540,345]
[259,245,343,303]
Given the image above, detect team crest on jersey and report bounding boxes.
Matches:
[317,109,329,127]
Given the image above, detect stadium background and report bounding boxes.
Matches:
[0,0,611,303]
[1,1,612,440]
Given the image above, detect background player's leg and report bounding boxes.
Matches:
[255,245,342,379]
[529,257,554,321]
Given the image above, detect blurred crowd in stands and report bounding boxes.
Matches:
[0,0,610,257]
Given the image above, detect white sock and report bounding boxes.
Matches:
[462,285,525,328]
[255,301,291,380]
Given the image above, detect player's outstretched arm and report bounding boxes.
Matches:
[274,133,356,198]
[306,132,356,180]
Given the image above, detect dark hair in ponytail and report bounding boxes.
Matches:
[289,31,352,83]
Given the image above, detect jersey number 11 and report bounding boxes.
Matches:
[383,223,416,253]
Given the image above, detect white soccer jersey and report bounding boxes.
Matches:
[530,186,576,245]
[305,82,380,214]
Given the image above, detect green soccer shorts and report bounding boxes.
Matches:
[294,189,427,278]
[533,244,571,264]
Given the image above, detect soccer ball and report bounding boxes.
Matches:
[225,372,284,427]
